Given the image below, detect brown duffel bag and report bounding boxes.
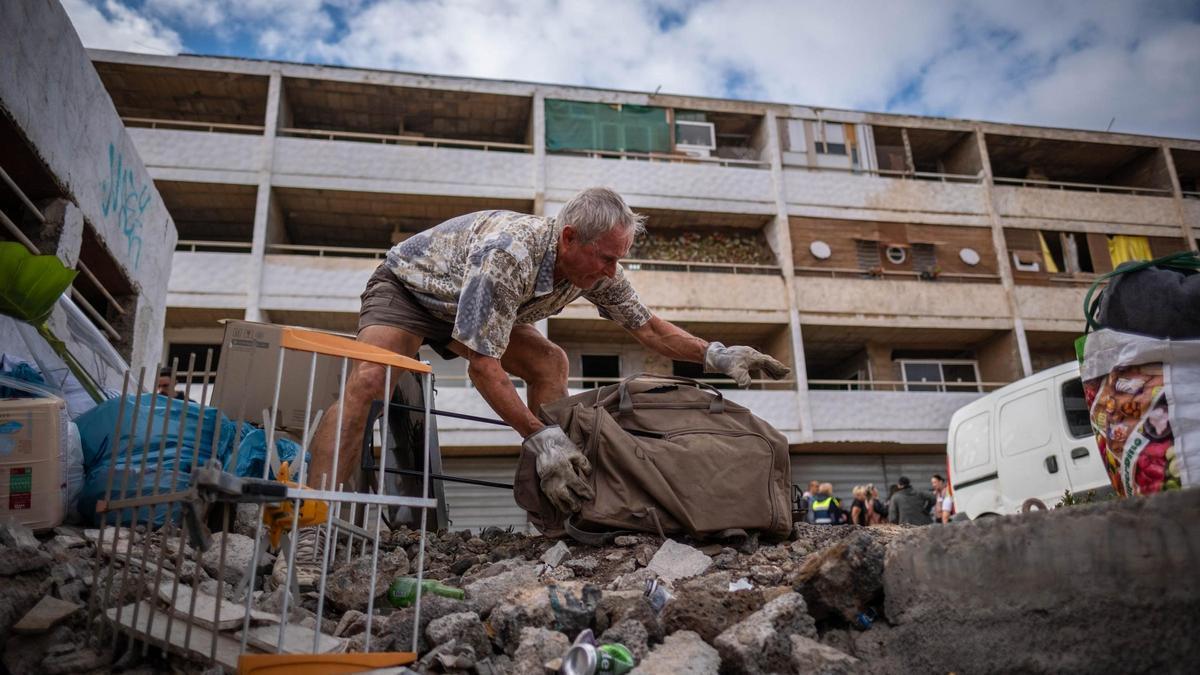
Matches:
[514,374,792,543]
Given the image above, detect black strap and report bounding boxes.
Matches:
[564,515,636,546]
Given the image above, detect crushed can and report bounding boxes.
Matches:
[560,642,635,675]
[643,578,673,614]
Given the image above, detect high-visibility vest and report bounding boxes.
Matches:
[812,497,834,524]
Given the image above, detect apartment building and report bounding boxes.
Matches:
[88,49,1200,531]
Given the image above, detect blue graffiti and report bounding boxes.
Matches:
[99,143,150,270]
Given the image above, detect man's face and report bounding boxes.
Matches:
[557,225,633,289]
[156,376,173,397]
[931,477,943,491]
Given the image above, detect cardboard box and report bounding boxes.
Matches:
[0,397,67,530]
[210,321,347,434]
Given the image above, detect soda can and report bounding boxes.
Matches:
[643,578,673,614]
[560,643,635,675]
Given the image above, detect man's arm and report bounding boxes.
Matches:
[464,351,542,436]
[627,315,709,362]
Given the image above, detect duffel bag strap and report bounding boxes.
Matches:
[564,515,637,546]
[617,373,724,414]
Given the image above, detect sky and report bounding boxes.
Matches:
[63,0,1200,140]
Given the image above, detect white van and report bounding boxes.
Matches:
[947,362,1111,519]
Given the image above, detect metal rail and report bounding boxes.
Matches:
[556,147,770,169]
[992,175,1173,196]
[279,126,532,152]
[793,265,1001,281]
[808,379,1008,392]
[782,163,985,184]
[121,116,265,134]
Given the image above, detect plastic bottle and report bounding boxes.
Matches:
[386,577,465,608]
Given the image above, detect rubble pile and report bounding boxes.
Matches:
[2,516,917,674]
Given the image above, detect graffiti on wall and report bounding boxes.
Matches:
[99,142,150,270]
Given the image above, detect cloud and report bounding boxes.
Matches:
[62,0,1200,139]
[62,0,182,54]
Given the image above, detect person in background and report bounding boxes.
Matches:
[931,474,950,524]
[866,483,888,525]
[849,485,869,526]
[803,479,820,523]
[811,482,844,525]
[887,476,934,525]
[155,367,187,400]
[934,476,955,524]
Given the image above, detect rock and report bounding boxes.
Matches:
[464,559,539,617]
[633,544,657,568]
[849,620,893,664]
[13,596,80,634]
[234,503,260,537]
[52,534,86,549]
[254,586,310,624]
[791,634,863,674]
[600,618,650,661]
[0,522,40,549]
[0,546,53,576]
[451,555,480,575]
[488,585,559,655]
[541,541,570,567]
[40,642,107,675]
[713,592,817,674]
[512,627,569,674]
[614,535,640,547]
[632,630,720,674]
[418,639,477,671]
[697,544,724,556]
[795,529,895,622]
[427,611,492,660]
[605,551,626,562]
[324,548,409,612]
[612,567,656,592]
[661,587,766,643]
[200,533,270,586]
[646,540,711,582]
[465,537,488,554]
[544,565,575,581]
[334,610,368,637]
[761,546,788,563]
[713,549,738,569]
[380,595,467,653]
[750,564,783,586]
[564,556,598,574]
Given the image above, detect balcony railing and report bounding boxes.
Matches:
[785,163,985,184]
[808,379,1007,393]
[793,265,1000,282]
[992,176,1173,197]
[176,240,254,253]
[268,243,386,259]
[625,259,780,275]
[122,116,266,135]
[554,148,770,169]
[278,127,532,153]
[1182,190,1200,200]
[437,375,796,391]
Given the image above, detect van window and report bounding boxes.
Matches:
[953,411,991,472]
[999,389,1051,456]
[1061,378,1092,439]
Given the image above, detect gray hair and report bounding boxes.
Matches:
[556,187,646,244]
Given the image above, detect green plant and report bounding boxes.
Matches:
[0,242,104,402]
[1055,488,1115,508]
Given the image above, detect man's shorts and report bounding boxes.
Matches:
[358,265,459,359]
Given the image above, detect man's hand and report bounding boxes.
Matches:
[522,426,594,513]
[704,342,791,388]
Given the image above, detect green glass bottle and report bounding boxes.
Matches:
[386,577,465,608]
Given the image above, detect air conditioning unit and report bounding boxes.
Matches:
[675,120,716,157]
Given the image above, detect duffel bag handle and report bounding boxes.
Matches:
[617,373,725,414]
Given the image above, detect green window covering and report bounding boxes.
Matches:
[545,99,670,153]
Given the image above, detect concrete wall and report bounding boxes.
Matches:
[793,278,1011,329]
[1,0,177,375]
[883,489,1200,672]
[129,128,263,184]
[272,137,536,199]
[259,254,377,312]
[166,252,250,307]
[808,390,983,444]
[992,186,1179,228]
[783,171,990,225]
[1012,285,1088,332]
[546,155,776,212]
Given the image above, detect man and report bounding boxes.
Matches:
[931,474,953,524]
[803,479,820,523]
[155,367,186,400]
[887,476,934,526]
[308,187,790,514]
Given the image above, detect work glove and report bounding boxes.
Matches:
[522,425,594,513]
[704,342,791,388]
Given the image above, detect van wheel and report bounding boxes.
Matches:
[1021,498,1048,513]
[975,512,998,519]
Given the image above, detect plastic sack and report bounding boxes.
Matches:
[1081,331,1200,496]
[75,394,237,526]
[66,421,84,519]
[234,425,304,480]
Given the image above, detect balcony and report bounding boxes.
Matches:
[808,389,984,444]
[168,245,251,308]
[127,127,265,183]
[782,168,989,224]
[1013,284,1089,332]
[793,277,1010,330]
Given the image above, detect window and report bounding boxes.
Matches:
[855,239,882,275]
[954,411,991,472]
[581,354,620,389]
[817,122,847,155]
[1061,378,1092,439]
[166,343,222,376]
[999,389,1052,456]
[900,360,981,393]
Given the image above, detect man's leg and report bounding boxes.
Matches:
[307,324,423,491]
[497,324,570,418]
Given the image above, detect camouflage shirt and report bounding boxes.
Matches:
[383,210,651,358]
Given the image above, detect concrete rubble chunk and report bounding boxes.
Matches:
[796,528,899,622]
[0,546,53,576]
[564,556,598,574]
[12,596,80,634]
[541,541,570,567]
[240,623,346,655]
[324,548,409,612]
[791,634,864,674]
[487,584,559,655]
[51,534,86,549]
[0,522,40,549]
[614,535,640,547]
[661,587,766,644]
[380,595,468,653]
[40,642,107,675]
[464,559,539,617]
[511,627,569,674]
[631,630,720,675]
[600,617,650,661]
[156,581,277,631]
[426,611,492,661]
[200,532,270,586]
[647,539,712,582]
[713,592,818,674]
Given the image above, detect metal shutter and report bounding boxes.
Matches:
[440,456,532,534]
[791,453,946,503]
